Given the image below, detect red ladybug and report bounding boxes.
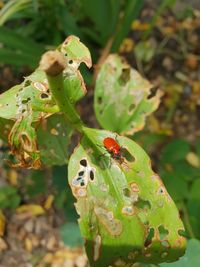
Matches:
[103,137,124,164]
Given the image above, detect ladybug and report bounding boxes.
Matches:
[103,137,124,164]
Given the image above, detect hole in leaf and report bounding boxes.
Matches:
[147,86,158,99]
[161,240,170,248]
[158,225,169,240]
[22,97,31,104]
[69,60,73,64]
[90,170,94,181]
[80,159,87,167]
[157,187,165,194]
[118,68,131,86]
[135,198,151,210]
[78,171,84,176]
[138,213,149,225]
[40,93,49,99]
[121,148,135,162]
[122,188,131,198]
[178,229,188,238]
[24,80,31,87]
[80,181,85,186]
[144,227,154,247]
[22,109,26,113]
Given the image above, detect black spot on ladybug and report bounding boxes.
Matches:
[78,171,84,176]
[90,170,94,180]
[80,159,87,167]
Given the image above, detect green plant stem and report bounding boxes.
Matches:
[46,73,84,133]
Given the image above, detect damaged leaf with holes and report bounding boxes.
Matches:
[0,36,91,121]
[0,35,91,168]
[94,55,162,134]
[68,127,186,267]
[37,114,73,166]
[8,114,40,168]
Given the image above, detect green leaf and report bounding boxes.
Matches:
[24,170,47,197]
[53,166,77,220]
[0,36,89,168]
[189,179,200,200]
[186,200,200,238]
[60,222,84,247]
[0,186,21,209]
[0,47,39,68]
[60,35,92,68]
[160,239,200,267]
[37,114,73,166]
[68,127,186,266]
[160,140,190,164]
[173,160,199,182]
[112,0,144,51]
[94,55,161,134]
[0,26,45,56]
[0,0,31,25]
[58,6,83,38]
[161,172,188,201]
[81,0,120,44]
[0,69,54,121]
[196,140,200,158]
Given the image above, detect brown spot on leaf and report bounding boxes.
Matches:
[94,206,122,236]
[130,182,139,192]
[121,205,134,216]
[50,128,59,136]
